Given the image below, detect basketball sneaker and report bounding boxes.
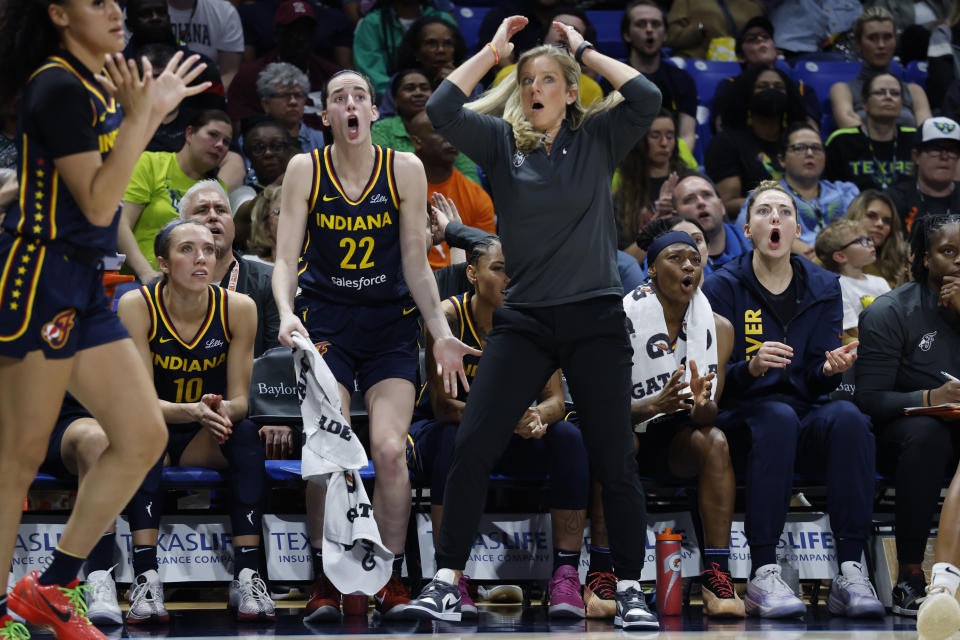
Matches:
[125,570,168,624]
[613,580,658,629]
[228,569,276,622]
[744,564,806,618]
[892,569,928,616]
[83,570,122,625]
[917,584,960,640]
[699,562,745,617]
[8,570,107,640]
[6,573,23,624]
[827,561,884,618]
[373,575,408,620]
[304,574,340,622]
[405,570,461,622]
[583,571,617,618]
[457,574,477,618]
[547,565,585,618]
[0,615,29,640]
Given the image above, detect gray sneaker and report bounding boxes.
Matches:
[405,572,461,622]
[745,564,806,618]
[614,581,659,630]
[828,561,884,618]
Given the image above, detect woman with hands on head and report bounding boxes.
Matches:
[856,213,960,618]
[116,219,273,623]
[702,181,882,620]
[405,13,663,629]
[0,0,208,635]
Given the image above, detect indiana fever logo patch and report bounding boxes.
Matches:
[41,309,76,349]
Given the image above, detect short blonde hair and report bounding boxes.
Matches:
[466,45,623,154]
[248,184,282,259]
[815,218,864,272]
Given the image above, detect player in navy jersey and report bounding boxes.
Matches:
[117,219,272,623]
[0,1,208,639]
[272,69,478,620]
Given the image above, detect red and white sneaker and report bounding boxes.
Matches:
[374,575,409,620]
[304,575,341,622]
[8,571,106,640]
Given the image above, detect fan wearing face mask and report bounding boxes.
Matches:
[705,65,809,217]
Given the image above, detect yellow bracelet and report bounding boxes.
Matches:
[485,42,500,65]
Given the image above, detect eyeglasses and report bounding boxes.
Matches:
[648,131,675,142]
[787,143,824,155]
[922,144,960,159]
[248,141,286,156]
[869,88,901,98]
[271,91,306,102]
[839,235,875,250]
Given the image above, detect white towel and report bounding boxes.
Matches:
[291,332,392,595]
[623,284,718,430]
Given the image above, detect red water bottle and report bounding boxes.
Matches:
[656,527,683,615]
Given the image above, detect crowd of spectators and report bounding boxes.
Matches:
[9,0,960,626]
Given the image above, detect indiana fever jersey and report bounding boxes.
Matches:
[2,50,123,252]
[139,281,232,404]
[297,145,409,305]
[415,292,482,417]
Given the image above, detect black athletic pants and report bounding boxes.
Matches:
[878,415,960,565]
[435,296,648,579]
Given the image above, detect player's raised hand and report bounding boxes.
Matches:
[433,336,482,396]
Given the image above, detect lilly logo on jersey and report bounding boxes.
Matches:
[369,193,388,204]
[205,338,224,349]
[40,309,76,350]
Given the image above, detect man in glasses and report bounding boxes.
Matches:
[888,117,960,233]
[256,62,326,155]
[736,123,858,259]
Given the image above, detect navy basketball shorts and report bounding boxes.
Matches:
[295,294,419,394]
[0,233,128,359]
[40,394,94,479]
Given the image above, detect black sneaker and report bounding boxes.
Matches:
[614,582,659,630]
[891,570,927,616]
[405,576,461,622]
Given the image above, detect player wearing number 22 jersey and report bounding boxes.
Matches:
[294,143,420,393]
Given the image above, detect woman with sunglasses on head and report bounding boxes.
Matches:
[0,0,207,637]
[843,189,908,289]
[405,15,663,629]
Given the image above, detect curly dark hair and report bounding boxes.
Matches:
[910,213,960,283]
[394,16,467,82]
[0,0,64,104]
[720,65,808,132]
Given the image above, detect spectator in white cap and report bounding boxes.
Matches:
[887,116,960,235]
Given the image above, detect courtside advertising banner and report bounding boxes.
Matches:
[263,514,312,580]
[13,516,234,583]
[728,513,852,580]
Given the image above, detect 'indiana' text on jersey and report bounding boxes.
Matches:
[297,145,409,305]
[139,281,232,404]
[2,52,124,252]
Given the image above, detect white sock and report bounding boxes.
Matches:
[932,562,960,597]
[840,560,867,579]
[616,579,640,593]
[435,568,457,585]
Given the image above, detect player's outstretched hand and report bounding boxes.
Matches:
[433,336,482,396]
[278,312,310,348]
[96,50,210,124]
[822,341,858,376]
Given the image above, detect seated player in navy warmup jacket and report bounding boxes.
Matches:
[702,180,882,621]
